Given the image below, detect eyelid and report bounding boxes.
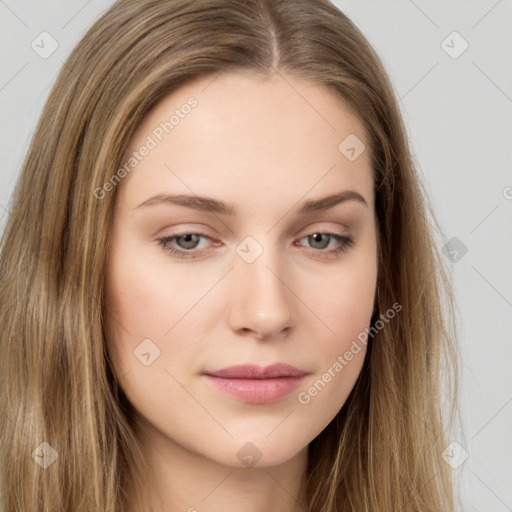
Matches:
[295,221,351,236]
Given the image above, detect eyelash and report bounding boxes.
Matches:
[156,231,354,259]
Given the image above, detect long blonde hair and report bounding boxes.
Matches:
[0,0,462,510]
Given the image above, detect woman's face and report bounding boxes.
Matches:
[104,71,377,468]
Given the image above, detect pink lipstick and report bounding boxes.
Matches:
[203,363,308,404]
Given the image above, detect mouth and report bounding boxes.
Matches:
[202,363,308,404]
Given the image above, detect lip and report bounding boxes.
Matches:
[203,363,308,404]
[205,363,308,379]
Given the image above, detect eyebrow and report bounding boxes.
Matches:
[134,190,368,215]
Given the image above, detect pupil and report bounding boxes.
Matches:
[180,234,198,248]
[311,233,328,249]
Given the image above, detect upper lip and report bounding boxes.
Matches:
[204,363,308,379]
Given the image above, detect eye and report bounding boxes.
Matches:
[157,232,214,259]
[157,231,354,259]
[296,232,354,258]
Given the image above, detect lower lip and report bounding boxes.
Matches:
[203,375,306,404]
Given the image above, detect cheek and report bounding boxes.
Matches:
[103,240,215,387]
[306,256,377,340]
[296,271,373,420]
[104,244,193,340]
[297,253,376,407]
[103,250,194,409]
[103,245,167,376]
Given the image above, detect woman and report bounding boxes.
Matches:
[0,0,462,510]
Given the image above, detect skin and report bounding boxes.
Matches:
[104,70,378,512]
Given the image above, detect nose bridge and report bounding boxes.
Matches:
[228,232,293,335]
[235,232,289,301]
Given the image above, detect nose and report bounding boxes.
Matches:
[227,242,294,340]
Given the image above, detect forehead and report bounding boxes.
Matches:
[115,71,373,212]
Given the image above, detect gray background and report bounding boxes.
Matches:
[1,1,511,510]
